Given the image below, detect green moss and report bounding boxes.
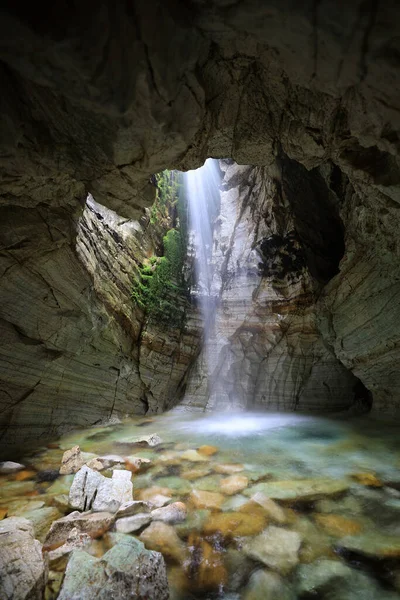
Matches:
[132,170,188,327]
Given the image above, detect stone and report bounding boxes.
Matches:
[52,494,70,511]
[151,502,187,524]
[251,492,287,523]
[124,456,152,472]
[96,455,126,469]
[181,467,211,480]
[58,534,169,600]
[175,509,210,539]
[186,535,227,592]
[115,513,152,533]
[140,521,187,563]
[337,532,400,559]
[0,517,46,600]
[47,527,91,565]
[14,469,36,481]
[296,559,355,595]
[136,487,172,507]
[117,433,162,447]
[180,449,208,462]
[220,474,249,495]
[18,506,61,542]
[203,511,266,538]
[69,466,132,512]
[244,479,349,503]
[43,511,115,550]
[314,514,363,537]
[243,569,294,600]
[193,474,223,492]
[215,464,245,475]
[59,446,85,475]
[85,458,105,471]
[189,489,225,510]
[116,500,152,518]
[198,445,218,456]
[153,476,191,495]
[351,472,383,487]
[243,526,302,574]
[0,461,25,474]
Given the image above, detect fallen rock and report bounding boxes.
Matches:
[220,474,249,495]
[203,511,266,538]
[0,517,46,600]
[189,489,225,510]
[115,513,152,533]
[244,479,349,503]
[59,446,85,475]
[140,521,187,562]
[58,534,169,600]
[243,526,302,574]
[69,466,132,512]
[0,461,25,474]
[243,569,294,600]
[116,433,162,447]
[251,492,287,524]
[151,502,187,524]
[314,513,363,537]
[43,510,115,550]
[116,500,152,518]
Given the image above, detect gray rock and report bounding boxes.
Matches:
[115,513,152,533]
[116,500,152,518]
[117,433,162,447]
[58,534,169,600]
[151,502,187,524]
[0,461,25,474]
[47,527,91,565]
[243,569,294,600]
[243,526,302,574]
[69,466,132,512]
[296,559,354,595]
[44,510,114,550]
[0,517,46,600]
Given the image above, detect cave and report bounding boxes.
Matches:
[0,2,400,599]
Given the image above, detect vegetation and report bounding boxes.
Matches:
[131,170,188,327]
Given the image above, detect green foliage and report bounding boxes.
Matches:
[132,170,188,327]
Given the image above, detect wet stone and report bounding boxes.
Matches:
[203,511,267,538]
[186,535,227,592]
[115,513,152,533]
[314,513,363,537]
[180,449,208,462]
[116,500,152,518]
[244,478,349,503]
[242,569,294,600]
[189,489,225,510]
[243,526,302,574]
[220,474,249,495]
[44,511,115,550]
[140,521,187,563]
[215,464,244,475]
[151,502,187,524]
[250,492,287,524]
[197,445,218,456]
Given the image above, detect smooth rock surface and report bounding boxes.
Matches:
[115,513,152,534]
[151,502,187,524]
[140,521,187,563]
[243,526,302,574]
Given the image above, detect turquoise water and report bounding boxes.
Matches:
[1,412,400,599]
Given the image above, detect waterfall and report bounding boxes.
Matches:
[184,158,221,387]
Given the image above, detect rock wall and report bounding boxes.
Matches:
[181,161,359,412]
[0,0,400,449]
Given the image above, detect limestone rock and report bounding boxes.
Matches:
[116,500,152,518]
[0,517,46,600]
[43,510,115,550]
[60,446,85,475]
[69,466,132,512]
[140,521,187,562]
[47,528,91,565]
[243,526,302,574]
[58,535,169,600]
[151,502,187,524]
[115,513,152,534]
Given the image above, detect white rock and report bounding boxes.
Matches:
[151,502,187,524]
[0,461,25,474]
[69,466,133,512]
[116,501,152,518]
[115,513,152,533]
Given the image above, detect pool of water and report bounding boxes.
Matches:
[1,411,400,599]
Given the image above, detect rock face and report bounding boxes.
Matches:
[181,162,360,412]
[58,534,169,600]
[1,0,400,449]
[0,517,47,600]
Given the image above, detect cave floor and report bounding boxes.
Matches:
[1,412,400,599]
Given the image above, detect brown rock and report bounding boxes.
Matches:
[314,514,363,537]
[189,489,225,510]
[181,467,212,480]
[351,473,383,487]
[197,445,218,456]
[59,446,85,475]
[140,521,187,562]
[43,511,115,550]
[187,535,227,591]
[203,511,266,538]
[215,464,244,475]
[220,474,249,495]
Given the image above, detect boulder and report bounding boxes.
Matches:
[220,474,249,495]
[244,479,349,503]
[69,466,132,512]
[243,526,302,574]
[58,534,169,600]
[116,434,162,447]
[59,446,85,475]
[189,489,225,510]
[43,510,115,550]
[0,517,46,600]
